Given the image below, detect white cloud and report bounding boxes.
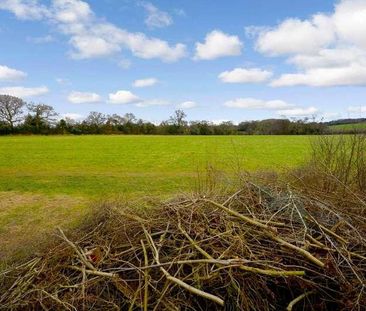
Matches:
[69,34,121,59]
[256,15,335,56]
[333,0,366,49]
[27,34,55,44]
[322,112,340,120]
[68,91,101,103]
[52,0,93,24]
[0,86,49,98]
[211,119,231,125]
[194,30,243,60]
[0,0,186,62]
[178,101,197,109]
[133,78,158,88]
[347,105,366,113]
[287,47,366,69]
[252,0,366,87]
[136,99,170,107]
[219,67,272,83]
[271,63,366,87]
[0,65,27,81]
[61,113,83,120]
[140,2,172,29]
[277,107,318,117]
[0,0,49,20]
[224,98,293,109]
[108,90,141,104]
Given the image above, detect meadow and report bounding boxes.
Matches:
[329,122,366,131]
[0,135,310,260]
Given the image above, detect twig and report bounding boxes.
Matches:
[286,291,315,311]
[57,228,95,271]
[143,226,225,306]
[66,266,117,278]
[179,223,304,277]
[204,199,325,268]
[141,240,149,311]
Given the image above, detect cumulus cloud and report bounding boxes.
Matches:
[178,101,197,109]
[224,98,293,109]
[219,67,272,83]
[333,0,366,49]
[276,107,318,117]
[256,15,335,56]
[271,63,366,87]
[140,2,172,29]
[68,91,101,103]
[0,86,49,98]
[133,78,158,88]
[108,90,141,104]
[0,65,27,81]
[0,0,186,62]
[194,30,242,60]
[252,0,366,87]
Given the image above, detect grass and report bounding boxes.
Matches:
[0,135,310,197]
[329,122,366,131]
[0,135,311,261]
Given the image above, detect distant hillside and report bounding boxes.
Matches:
[326,118,366,126]
[329,122,366,131]
[325,118,366,132]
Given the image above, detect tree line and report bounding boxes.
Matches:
[0,94,328,135]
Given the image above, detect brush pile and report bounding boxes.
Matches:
[1,180,365,311]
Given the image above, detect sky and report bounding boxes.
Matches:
[0,0,366,123]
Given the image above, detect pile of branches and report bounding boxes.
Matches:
[1,182,365,310]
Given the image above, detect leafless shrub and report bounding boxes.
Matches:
[292,134,365,201]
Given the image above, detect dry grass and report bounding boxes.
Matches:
[0,192,87,262]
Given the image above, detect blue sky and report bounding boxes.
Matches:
[0,0,366,123]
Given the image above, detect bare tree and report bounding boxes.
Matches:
[124,113,136,124]
[27,103,58,131]
[85,111,106,127]
[0,95,25,129]
[170,110,187,127]
[107,114,126,126]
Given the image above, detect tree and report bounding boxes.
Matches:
[0,95,25,130]
[26,103,58,133]
[124,113,136,124]
[85,111,106,127]
[107,114,126,127]
[169,110,187,127]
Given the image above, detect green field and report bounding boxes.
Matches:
[0,135,311,260]
[0,135,311,197]
[330,122,366,131]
